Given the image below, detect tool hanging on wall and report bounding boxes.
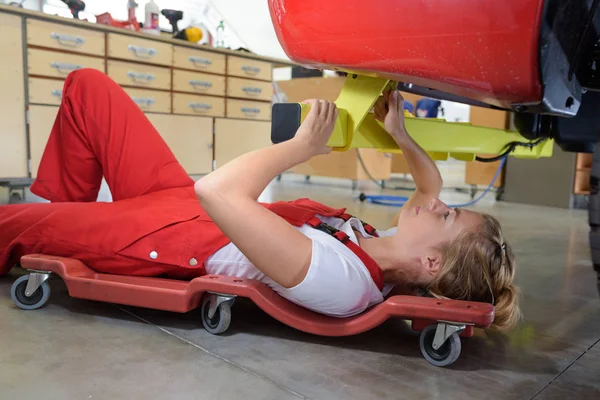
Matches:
[161,9,203,43]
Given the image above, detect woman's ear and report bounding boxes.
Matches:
[420,251,442,277]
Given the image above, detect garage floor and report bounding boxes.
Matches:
[1,176,599,400]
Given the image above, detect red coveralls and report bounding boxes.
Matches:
[0,69,383,289]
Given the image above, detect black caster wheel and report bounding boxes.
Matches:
[10,275,51,310]
[359,192,367,202]
[276,174,282,181]
[201,295,232,335]
[419,324,461,367]
[380,180,386,189]
[305,175,311,182]
[9,191,22,204]
[495,187,504,201]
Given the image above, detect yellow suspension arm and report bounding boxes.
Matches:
[271,74,553,161]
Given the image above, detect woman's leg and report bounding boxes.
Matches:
[30,69,193,203]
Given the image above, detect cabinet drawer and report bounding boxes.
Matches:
[27,19,105,56]
[27,48,105,78]
[28,78,65,105]
[173,70,225,96]
[122,88,171,113]
[227,56,272,81]
[173,46,225,75]
[29,105,60,178]
[173,93,225,117]
[214,119,271,168]
[226,99,271,120]
[227,77,272,101]
[107,33,172,66]
[107,60,171,90]
[147,114,213,175]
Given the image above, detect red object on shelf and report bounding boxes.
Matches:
[19,254,493,337]
[96,12,140,32]
[268,0,544,109]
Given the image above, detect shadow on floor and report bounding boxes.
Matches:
[1,270,568,376]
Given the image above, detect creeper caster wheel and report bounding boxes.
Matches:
[201,293,235,334]
[419,323,463,367]
[10,273,51,310]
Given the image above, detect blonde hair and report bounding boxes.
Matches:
[426,213,520,333]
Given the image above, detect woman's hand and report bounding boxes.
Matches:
[374,89,407,139]
[293,99,338,157]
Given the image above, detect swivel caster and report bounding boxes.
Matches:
[419,323,464,367]
[10,273,51,310]
[9,190,22,204]
[201,293,236,334]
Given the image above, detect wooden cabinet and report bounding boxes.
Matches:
[173,93,225,117]
[27,48,105,78]
[227,56,272,81]
[26,19,105,56]
[0,13,27,178]
[107,60,171,90]
[147,114,214,175]
[214,119,271,168]
[107,33,172,66]
[0,6,285,183]
[28,78,65,106]
[173,46,226,74]
[226,98,271,120]
[227,77,272,102]
[574,153,592,195]
[28,105,59,178]
[172,70,226,96]
[122,88,171,114]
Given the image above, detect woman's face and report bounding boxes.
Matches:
[396,198,482,273]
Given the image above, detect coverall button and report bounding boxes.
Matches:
[189,258,198,266]
[149,251,158,260]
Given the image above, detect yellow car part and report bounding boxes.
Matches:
[271,74,554,162]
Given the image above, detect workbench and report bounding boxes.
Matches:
[0,4,294,196]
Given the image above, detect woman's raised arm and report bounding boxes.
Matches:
[194,100,338,288]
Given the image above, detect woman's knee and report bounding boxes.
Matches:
[64,68,112,92]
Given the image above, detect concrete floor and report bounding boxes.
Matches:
[1,175,599,400]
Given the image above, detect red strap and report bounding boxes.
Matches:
[362,223,378,237]
[339,213,352,222]
[306,216,322,228]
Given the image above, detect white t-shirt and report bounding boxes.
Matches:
[205,215,397,318]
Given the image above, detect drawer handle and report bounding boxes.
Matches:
[51,89,63,98]
[189,103,213,112]
[188,56,212,67]
[241,65,261,75]
[127,71,156,83]
[242,87,263,96]
[50,62,83,73]
[50,32,85,47]
[241,107,261,116]
[128,45,157,58]
[131,97,156,108]
[189,80,213,89]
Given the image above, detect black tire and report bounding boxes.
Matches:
[589,142,600,293]
[200,296,232,335]
[419,324,462,367]
[10,275,51,310]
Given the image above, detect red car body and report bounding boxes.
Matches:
[268,0,544,109]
